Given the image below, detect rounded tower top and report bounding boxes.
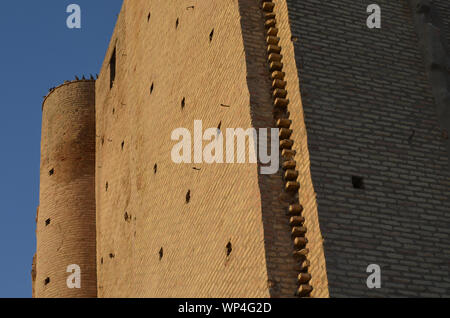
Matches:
[42,79,96,111]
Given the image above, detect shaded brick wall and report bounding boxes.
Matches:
[239,0,328,298]
[284,0,450,297]
[408,0,450,159]
[434,0,450,49]
[37,80,97,298]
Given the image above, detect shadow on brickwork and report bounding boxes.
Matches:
[238,0,298,298]
[283,0,450,297]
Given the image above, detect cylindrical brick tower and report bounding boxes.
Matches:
[36,80,97,298]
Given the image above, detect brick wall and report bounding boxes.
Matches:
[95,0,272,297]
[238,0,328,298]
[37,0,450,298]
[95,0,329,297]
[37,80,97,298]
[434,0,450,49]
[284,0,450,297]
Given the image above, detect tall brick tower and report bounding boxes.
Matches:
[36,80,97,298]
[33,0,450,298]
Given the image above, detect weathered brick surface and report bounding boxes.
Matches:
[37,80,97,298]
[270,0,330,298]
[94,0,329,298]
[36,0,450,298]
[95,0,271,297]
[284,0,450,297]
[238,0,328,298]
[434,0,450,49]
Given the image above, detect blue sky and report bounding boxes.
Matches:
[0,0,123,298]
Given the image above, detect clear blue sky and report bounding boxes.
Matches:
[0,0,123,298]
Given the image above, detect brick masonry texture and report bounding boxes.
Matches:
[37,80,97,298]
[36,0,450,298]
[269,0,330,298]
[284,0,450,297]
[238,0,328,298]
[434,0,450,49]
[94,0,329,297]
[95,0,271,297]
[407,0,450,160]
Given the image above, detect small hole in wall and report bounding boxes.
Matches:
[217,121,222,134]
[44,277,50,285]
[124,211,130,222]
[226,241,232,257]
[147,12,151,22]
[150,83,154,94]
[112,108,115,115]
[110,47,116,89]
[49,168,54,176]
[100,257,104,264]
[45,218,51,226]
[186,190,191,203]
[159,247,164,260]
[181,97,185,109]
[209,29,214,42]
[101,136,105,145]
[352,176,365,190]
[408,130,415,144]
[154,164,157,174]
[176,18,179,29]
[109,253,115,259]
[105,182,109,192]
[121,141,125,150]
